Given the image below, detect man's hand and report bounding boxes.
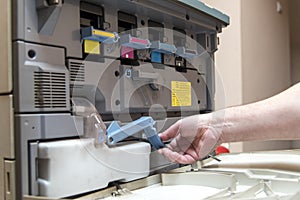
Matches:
[158,114,222,164]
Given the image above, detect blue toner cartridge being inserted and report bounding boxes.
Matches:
[106,116,165,150]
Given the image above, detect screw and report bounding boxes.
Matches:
[47,0,60,6]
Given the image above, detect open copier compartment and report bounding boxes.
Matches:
[6,0,231,199]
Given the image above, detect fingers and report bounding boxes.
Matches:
[158,147,196,164]
[198,129,220,159]
[169,134,195,154]
[158,128,221,164]
[159,119,182,141]
[158,115,221,164]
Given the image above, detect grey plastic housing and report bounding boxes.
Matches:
[11,0,229,198]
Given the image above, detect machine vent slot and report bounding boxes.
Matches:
[34,71,67,108]
[69,62,85,82]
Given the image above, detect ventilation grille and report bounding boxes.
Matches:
[34,71,67,109]
[69,62,85,82]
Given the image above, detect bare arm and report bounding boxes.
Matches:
[159,83,300,164]
[219,83,300,143]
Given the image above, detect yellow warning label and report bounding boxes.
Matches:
[84,40,100,54]
[171,81,192,107]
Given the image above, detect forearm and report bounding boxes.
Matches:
[217,83,300,143]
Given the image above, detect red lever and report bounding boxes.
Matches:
[216,146,230,155]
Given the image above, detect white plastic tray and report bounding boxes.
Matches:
[97,151,300,200]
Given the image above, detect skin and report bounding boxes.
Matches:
[158,83,300,164]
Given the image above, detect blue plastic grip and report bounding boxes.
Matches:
[106,117,165,149]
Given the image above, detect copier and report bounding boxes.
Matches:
[0,0,232,199]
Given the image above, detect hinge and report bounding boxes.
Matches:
[111,183,132,197]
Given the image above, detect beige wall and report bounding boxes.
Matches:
[289,0,300,84]
[201,0,292,152]
[289,0,300,148]
[241,0,291,104]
